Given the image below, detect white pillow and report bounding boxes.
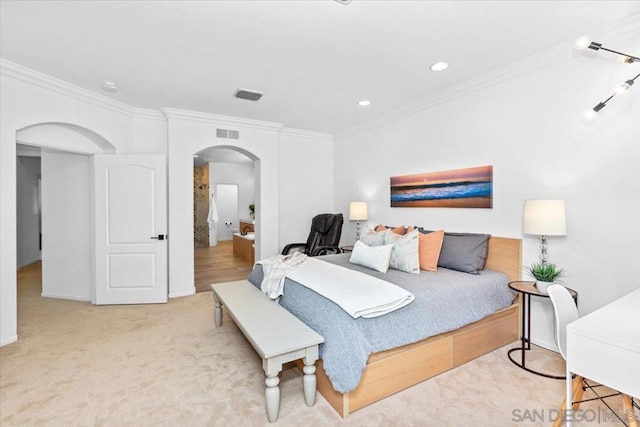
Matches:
[384,229,420,274]
[359,226,386,247]
[349,240,393,273]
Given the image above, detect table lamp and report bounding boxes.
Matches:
[522,199,567,264]
[349,202,368,241]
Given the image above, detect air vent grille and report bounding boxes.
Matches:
[234,88,263,101]
[216,128,240,140]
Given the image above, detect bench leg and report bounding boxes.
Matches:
[265,374,280,423]
[303,360,317,407]
[214,294,223,327]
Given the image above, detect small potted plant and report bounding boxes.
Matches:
[249,204,255,219]
[526,262,566,294]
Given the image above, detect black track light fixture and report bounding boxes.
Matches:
[575,36,640,118]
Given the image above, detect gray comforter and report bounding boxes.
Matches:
[247,253,516,393]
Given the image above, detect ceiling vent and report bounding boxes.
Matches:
[234,88,263,101]
[216,128,240,140]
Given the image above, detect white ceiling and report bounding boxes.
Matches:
[1,1,639,134]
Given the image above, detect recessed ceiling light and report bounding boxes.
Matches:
[101,81,119,92]
[429,62,449,72]
[358,100,371,107]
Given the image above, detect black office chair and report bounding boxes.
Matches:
[282,213,343,257]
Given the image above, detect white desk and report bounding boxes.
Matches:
[565,289,640,426]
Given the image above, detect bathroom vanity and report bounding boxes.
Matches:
[233,218,255,263]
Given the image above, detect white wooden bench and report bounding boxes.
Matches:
[211,280,325,423]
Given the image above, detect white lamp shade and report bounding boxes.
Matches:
[522,199,567,236]
[349,202,368,221]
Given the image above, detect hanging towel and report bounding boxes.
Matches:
[208,194,220,247]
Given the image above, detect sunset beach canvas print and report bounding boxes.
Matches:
[390,165,493,208]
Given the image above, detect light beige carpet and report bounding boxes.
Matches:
[1,263,636,426]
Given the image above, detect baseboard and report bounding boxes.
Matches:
[1,335,18,347]
[17,259,42,269]
[41,292,91,302]
[169,288,196,298]
[531,337,559,353]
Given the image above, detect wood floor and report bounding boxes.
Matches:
[194,240,254,293]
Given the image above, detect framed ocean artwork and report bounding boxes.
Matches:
[390,165,493,208]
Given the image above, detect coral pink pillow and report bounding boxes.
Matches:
[419,230,445,272]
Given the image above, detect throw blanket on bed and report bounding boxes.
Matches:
[248,254,516,393]
[256,252,307,298]
[285,257,414,318]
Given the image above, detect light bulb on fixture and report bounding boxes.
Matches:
[615,80,634,94]
[574,35,591,51]
[358,100,371,106]
[583,109,597,120]
[576,37,640,115]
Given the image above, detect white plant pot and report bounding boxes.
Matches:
[535,280,554,294]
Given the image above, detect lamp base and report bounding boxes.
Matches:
[538,235,548,264]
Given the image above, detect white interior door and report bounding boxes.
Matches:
[93,154,167,305]
[216,184,238,241]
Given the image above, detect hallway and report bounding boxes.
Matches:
[194,241,253,293]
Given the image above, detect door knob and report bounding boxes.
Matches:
[150,234,166,240]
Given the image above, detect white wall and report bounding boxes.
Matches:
[278,129,335,251]
[0,59,165,346]
[208,162,255,243]
[333,32,640,349]
[41,150,92,301]
[16,156,41,267]
[165,110,283,298]
[1,59,334,346]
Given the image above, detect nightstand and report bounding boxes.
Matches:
[507,281,578,379]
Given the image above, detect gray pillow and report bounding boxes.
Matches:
[436,232,491,274]
[359,226,386,246]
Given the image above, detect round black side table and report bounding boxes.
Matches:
[507,281,578,379]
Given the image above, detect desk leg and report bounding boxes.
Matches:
[214,293,223,327]
[566,364,573,427]
[265,374,280,423]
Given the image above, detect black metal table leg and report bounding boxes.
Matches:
[507,282,577,380]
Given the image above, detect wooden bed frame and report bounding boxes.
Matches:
[298,236,522,418]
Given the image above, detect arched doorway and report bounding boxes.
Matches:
[14,122,117,323]
[192,146,256,292]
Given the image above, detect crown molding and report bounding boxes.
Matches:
[161,107,284,131]
[0,58,164,121]
[131,108,165,120]
[280,127,333,142]
[335,14,640,140]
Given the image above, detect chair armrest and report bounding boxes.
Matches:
[309,246,342,257]
[282,243,306,255]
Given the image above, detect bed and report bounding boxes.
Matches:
[248,235,521,417]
